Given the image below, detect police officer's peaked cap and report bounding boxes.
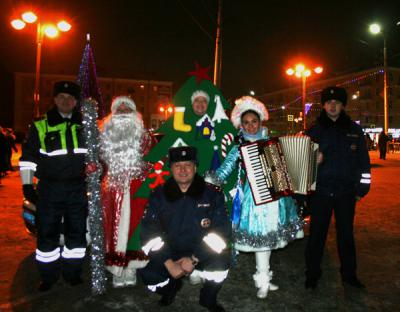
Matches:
[53,81,81,99]
[168,146,198,165]
[321,86,347,106]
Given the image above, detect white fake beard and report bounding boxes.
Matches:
[100,113,144,187]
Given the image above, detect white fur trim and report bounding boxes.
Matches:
[107,265,124,277]
[197,270,229,283]
[115,185,131,253]
[191,90,210,103]
[127,259,149,269]
[231,96,269,129]
[111,96,136,114]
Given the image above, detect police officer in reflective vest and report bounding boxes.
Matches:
[304,86,371,290]
[139,146,230,312]
[19,81,87,292]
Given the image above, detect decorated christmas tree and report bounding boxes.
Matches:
[128,64,238,248]
[136,64,237,196]
[77,34,106,294]
[77,34,105,119]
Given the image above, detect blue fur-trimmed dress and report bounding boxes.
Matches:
[216,128,303,252]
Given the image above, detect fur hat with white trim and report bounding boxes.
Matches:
[110,96,137,114]
[230,96,269,129]
[191,90,210,103]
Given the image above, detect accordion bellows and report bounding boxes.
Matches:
[240,135,319,205]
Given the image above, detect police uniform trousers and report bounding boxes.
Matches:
[36,179,87,284]
[305,192,357,280]
[139,250,230,306]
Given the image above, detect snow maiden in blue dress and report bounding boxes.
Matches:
[215,96,303,299]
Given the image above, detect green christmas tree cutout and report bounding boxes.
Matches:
[134,65,237,199]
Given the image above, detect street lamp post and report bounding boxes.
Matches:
[369,23,389,134]
[286,64,323,130]
[11,11,71,118]
[383,36,388,135]
[33,22,43,116]
[301,74,307,130]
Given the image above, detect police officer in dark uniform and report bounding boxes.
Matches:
[19,81,87,292]
[304,86,371,290]
[139,146,230,312]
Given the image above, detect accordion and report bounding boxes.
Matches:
[239,135,319,205]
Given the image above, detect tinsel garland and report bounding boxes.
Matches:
[81,98,107,295]
[77,37,106,119]
[233,218,305,249]
[105,250,149,267]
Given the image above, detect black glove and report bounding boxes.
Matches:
[23,184,38,204]
[292,194,310,218]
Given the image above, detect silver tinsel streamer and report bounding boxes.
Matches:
[233,218,305,249]
[82,98,107,295]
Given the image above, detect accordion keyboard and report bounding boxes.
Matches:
[240,143,273,204]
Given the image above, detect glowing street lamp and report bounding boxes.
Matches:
[10,19,25,30]
[43,24,59,38]
[57,20,72,32]
[22,11,37,24]
[158,104,174,120]
[369,22,388,134]
[286,63,323,130]
[10,11,72,118]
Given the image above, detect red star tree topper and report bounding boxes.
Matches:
[187,62,212,84]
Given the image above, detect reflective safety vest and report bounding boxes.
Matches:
[34,117,87,157]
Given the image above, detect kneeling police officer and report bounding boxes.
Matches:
[139,146,231,312]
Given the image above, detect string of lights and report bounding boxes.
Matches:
[265,69,385,112]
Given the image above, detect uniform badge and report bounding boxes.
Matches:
[198,203,210,208]
[200,218,211,228]
[350,143,357,151]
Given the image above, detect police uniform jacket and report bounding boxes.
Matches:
[141,173,231,264]
[20,106,87,182]
[306,110,371,198]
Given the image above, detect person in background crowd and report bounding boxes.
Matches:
[4,127,18,171]
[0,126,8,182]
[364,133,373,151]
[378,130,389,160]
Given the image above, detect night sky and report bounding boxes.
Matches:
[1,0,400,100]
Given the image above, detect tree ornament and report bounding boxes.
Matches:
[148,161,170,189]
[187,62,212,84]
[212,95,229,123]
[173,107,192,132]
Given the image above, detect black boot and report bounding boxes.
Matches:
[342,276,365,289]
[305,277,318,290]
[199,281,225,312]
[157,278,182,306]
[305,270,321,290]
[37,259,60,291]
[38,281,54,292]
[66,277,84,286]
